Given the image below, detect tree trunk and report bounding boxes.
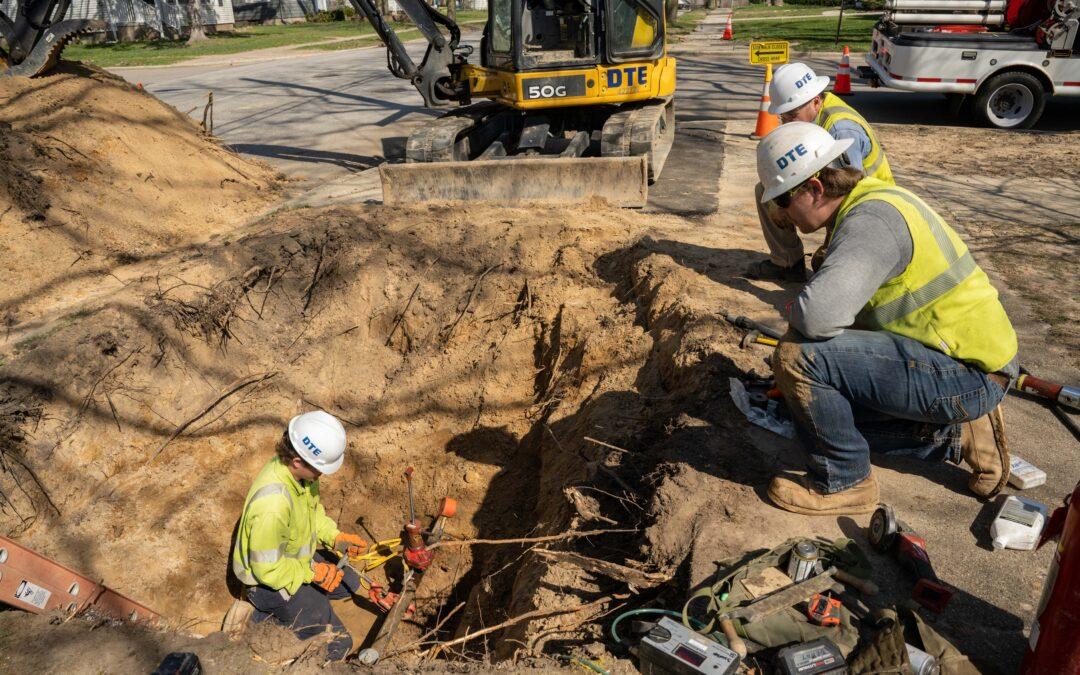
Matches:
[665,0,678,26]
[186,0,209,43]
[446,0,456,21]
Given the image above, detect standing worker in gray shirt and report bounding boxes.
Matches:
[756,123,1016,516]
[747,63,895,282]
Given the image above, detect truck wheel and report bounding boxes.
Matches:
[974,72,1046,130]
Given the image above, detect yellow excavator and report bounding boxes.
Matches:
[2,0,677,204]
[354,0,677,204]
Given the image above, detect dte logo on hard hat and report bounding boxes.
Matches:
[794,73,813,89]
[776,143,808,169]
[302,436,322,456]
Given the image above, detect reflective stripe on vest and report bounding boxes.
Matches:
[853,186,971,329]
[232,559,257,585]
[858,251,977,327]
[832,178,1017,373]
[251,482,293,509]
[816,93,894,184]
[232,482,294,583]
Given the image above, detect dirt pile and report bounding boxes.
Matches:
[0,61,282,323]
[0,177,730,665]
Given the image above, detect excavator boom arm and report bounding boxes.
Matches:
[2,0,90,77]
[344,0,469,107]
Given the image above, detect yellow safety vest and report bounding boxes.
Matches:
[815,92,894,184]
[231,457,340,594]
[831,178,1017,374]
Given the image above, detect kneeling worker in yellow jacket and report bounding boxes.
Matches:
[756,123,1015,515]
[232,411,367,661]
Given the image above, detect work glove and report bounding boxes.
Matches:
[334,532,368,558]
[311,561,345,593]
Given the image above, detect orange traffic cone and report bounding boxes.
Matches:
[722,13,734,40]
[751,63,780,140]
[833,45,853,96]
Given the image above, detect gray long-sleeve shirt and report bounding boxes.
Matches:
[790,199,1019,376]
[791,199,912,340]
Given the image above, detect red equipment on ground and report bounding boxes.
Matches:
[1022,481,1080,674]
[0,536,159,622]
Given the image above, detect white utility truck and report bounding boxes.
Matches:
[861,0,1079,128]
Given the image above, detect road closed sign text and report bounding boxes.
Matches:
[749,41,789,65]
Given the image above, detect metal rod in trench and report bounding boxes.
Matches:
[357,515,449,666]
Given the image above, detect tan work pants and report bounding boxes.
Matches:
[755,182,805,268]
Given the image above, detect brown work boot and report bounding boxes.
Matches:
[768,472,879,516]
[960,404,1010,498]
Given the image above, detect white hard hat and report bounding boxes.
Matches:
[756,122,853,203]
[769,63,830,115]
[287,411,346,475]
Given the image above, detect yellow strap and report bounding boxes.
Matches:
[348,537,403,572]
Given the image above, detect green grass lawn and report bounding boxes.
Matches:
[65,10,488,67]
[738,13,878,51]
[669,8,709,39]
[307,15,487,51]
[734,4,840,18]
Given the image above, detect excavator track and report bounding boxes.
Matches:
[405,100,506,163]
[386,97,673,206]
[601,97,675,184]
[402,97,673,178]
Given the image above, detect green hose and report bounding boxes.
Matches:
[610,608,686,645]
[557,654,611,674]
[609,607,729,648]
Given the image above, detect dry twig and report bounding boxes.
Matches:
[419,594,626,659]
[533,550,670,588]
[583,436,631,455]
[77,348,141,417]
[146,372,276,465]
[442,264,500,343]
[386,282,421,347]
[431,528,636,549]
[383,601,466,659]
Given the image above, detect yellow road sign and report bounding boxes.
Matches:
[749,41,790,65]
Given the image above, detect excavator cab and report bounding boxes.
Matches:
[483,0,664,68]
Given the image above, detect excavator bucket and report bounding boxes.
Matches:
[380,156,649,208]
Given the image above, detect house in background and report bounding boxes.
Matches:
[1,0,491,42]
[232,0,318,24]
[0,0,235,41]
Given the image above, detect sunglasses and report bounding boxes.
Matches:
[771,187,798,209]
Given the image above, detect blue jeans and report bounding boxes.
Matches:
[772,329,1007,493]
[248,552,359,661]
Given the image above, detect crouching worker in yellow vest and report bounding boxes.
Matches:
[231,411,368,661]
[755,123,1016,515]
[747,63,894,282]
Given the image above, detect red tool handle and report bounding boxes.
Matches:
[1016,374,1062,402]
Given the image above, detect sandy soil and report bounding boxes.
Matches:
[0,61,282,324]
[1,64,1076,674]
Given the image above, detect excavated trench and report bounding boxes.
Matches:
[0,60,779,669]
[0,184,771,669]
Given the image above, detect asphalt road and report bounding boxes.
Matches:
[113,18,1079,186]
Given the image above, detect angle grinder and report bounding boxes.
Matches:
[868,505,953,613]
